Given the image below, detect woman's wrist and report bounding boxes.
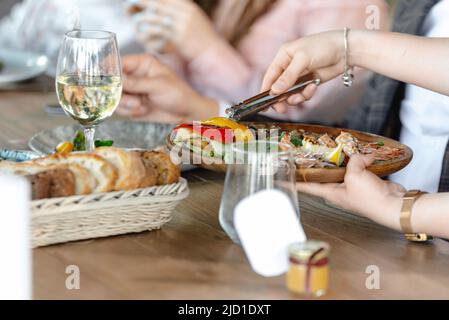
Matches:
[347,29,368,68]
[380,194,405,232]
[365,192,404,232]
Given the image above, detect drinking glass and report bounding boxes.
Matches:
[55,30,122,152]
[219,141,299,243]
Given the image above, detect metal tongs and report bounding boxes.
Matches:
[225,74,321,121]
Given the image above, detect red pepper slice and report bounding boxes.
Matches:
[174,124,234,144]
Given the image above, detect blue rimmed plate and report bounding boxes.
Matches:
[0,149,40,162]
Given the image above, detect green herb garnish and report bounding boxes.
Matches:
[290,131,303,147]
[375,141,385,146]
[94,140,114,148]
[72,130,86,151]
[72,130,113,150]
[0,60,4,72]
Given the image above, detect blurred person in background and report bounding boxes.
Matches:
[0,0,141,75]
[118,0,389,124]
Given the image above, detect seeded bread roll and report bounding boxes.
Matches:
[94,147,148,190]
[136,151,180,185]
[138,156,158,188]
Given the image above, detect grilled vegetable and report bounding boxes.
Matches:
[55,141,74,154]
[201,117,254,142]
[173,123,234,144]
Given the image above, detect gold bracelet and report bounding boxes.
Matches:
[400,190,433,242]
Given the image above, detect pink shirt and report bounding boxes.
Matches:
[176,0,389,121]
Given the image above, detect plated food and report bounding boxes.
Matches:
[0,147,180,200]
[167,118,412,182]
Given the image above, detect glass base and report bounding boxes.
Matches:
[218,215,241,245]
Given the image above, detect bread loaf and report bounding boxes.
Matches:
[0,147,179,199]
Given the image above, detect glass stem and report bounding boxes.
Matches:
[84,126,96,152]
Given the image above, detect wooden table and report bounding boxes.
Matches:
[1,77,449,299]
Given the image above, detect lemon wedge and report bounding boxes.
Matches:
[302,141,345,166]
[324,143,345,166]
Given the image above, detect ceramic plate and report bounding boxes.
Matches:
[0,49,48,84]
[29,120,177,154]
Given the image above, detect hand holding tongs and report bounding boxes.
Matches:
[225,74,321,121]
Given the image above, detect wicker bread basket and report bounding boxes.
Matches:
[30,178,189,247]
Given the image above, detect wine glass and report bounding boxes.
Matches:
[55,30,122,152]
[219,140,299,243]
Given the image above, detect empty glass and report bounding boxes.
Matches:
[219,140,299,243]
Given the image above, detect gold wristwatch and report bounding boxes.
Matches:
[400,190,433,242]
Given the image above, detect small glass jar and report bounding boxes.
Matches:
[286,241,330,297]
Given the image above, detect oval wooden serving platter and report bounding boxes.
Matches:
[166,122,413,183]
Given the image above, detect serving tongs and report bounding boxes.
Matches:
[225,74,321,121]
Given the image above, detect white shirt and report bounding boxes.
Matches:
[390,0,449,192]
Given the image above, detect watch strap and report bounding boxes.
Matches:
[400,190,432,242]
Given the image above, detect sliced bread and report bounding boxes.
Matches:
[0,161,77,198]
[94,147,147,190]
[34,153,117,193]
[25,169,76,199]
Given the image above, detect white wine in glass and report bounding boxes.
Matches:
[56,30,122,152]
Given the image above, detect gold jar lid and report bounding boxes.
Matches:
[288,241,330,264]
